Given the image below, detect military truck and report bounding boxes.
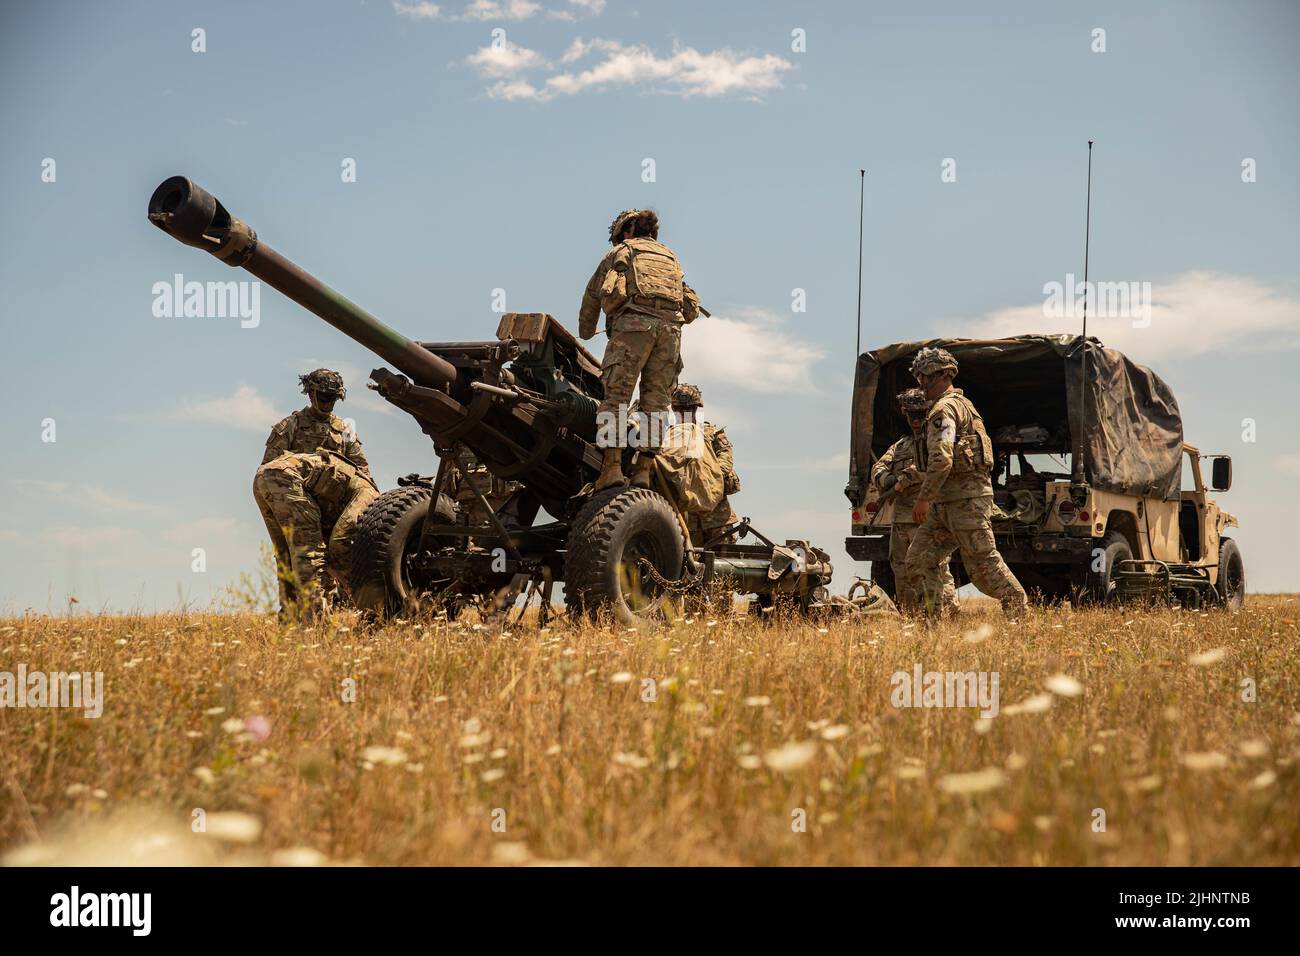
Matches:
[844,335,1245,609]
[147,176,835,625]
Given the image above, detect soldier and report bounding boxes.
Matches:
[262,369,371,476]
[253,450,378,618]
[255,369,377,617]
[871,388,958,613]
[903,348,1028,616]
[671,383,740,546]
[579,209,701,491]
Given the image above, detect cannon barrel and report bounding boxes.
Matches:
[147,176,458,389]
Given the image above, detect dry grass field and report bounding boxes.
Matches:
[2,593,1297,867]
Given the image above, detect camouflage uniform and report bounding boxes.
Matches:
[262,407,371,475]
[579,217,700,437]
[904,367,1027,615]
[871,433,957,612]
[686,422,740,545]
[253,451,378,609]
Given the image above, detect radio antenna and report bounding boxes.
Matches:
[855,168,865,357]
[1082,140,1094,340]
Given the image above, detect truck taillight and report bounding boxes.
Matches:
[1057,499,1077,523]
[851,511,861,522]
[1078,510,1089,522]
[865,501,879,515]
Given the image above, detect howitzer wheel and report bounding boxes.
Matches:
[564,487,685,627]
[351,485,457,618]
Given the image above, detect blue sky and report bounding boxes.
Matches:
[1,0,1297,612]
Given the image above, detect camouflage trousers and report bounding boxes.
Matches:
[253,459,378,610]
[687,497,737,547]
[889,522,958,614]
[903,495,1028,615]
[598,316,682,438]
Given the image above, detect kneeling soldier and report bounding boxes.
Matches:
[253,450,379,618]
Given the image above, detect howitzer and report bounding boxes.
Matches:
[148,176,834,624]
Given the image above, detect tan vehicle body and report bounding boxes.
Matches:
[846,336,1244,606]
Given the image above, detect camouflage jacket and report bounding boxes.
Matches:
[578,238,700,339]
[870,434,924,521]
[915,388,994,503]
[262,407,370,476]
[702,422,740,496]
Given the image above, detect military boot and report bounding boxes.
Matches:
[593,448,625,491]
[630,453,656,489]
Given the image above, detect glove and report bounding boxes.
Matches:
[878,473,898,492]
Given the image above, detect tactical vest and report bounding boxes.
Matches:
[885,437,923,508]
[930,390,994,476]
[288,409,351,458]
[622,238,685,310]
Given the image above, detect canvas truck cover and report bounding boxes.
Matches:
[849,335,1184,501]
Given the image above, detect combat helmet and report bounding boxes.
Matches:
[897,387,930,415]
[300,368,346,400]
[608,208,659,243]
[671,383,703,408]
[910,347,958,381]
[608,209,640,243]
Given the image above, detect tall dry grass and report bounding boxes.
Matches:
[2,595,1297,866]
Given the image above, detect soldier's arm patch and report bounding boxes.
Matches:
[935,417,956,443]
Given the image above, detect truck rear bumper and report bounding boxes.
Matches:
[846,533,1094,565]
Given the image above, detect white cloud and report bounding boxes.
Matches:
[559,36,622,64]
[393,1,442,19]
[680,306,823,393]
[459,0,542,20]
[1275,454,1300,478]
[168,384,283,432]
[471,38,795,101]
[465,38,547,79]
[950,272,1300,363]
[162,517,247,547]
[48,526,145,550]
[396,0,596,21]
[10,481,169,517]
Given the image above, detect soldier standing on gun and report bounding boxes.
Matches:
[579,209,700,491]
[671,383,740,546]
[903,348,1028,617]
[871,388,958,613]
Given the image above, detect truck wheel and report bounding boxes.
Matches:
[1081,531,1132,605]
[564,487,685,626]
[351,485,457,618]
[1217,538,1246,611]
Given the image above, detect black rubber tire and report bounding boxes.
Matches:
[1217,537,1246,611]
[1080,531,1132,605]
[350,485,456,618]
[564,487,685,626]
